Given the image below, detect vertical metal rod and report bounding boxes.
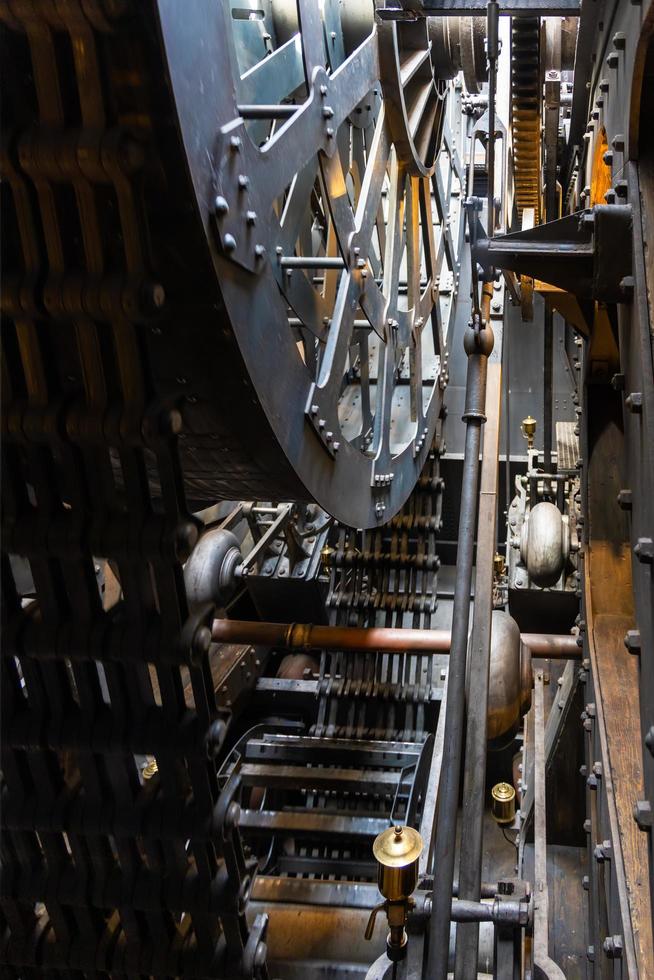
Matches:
[426,303,494,980]
[485,2,500,237]
[453,359,502,979]
[543,306,553,470]
[542,18,560,475]
[532,670,566,978]
[504,308,511,518]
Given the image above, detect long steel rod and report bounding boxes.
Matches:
[543,306,554,470]
[485,2,499,236]
[210,619,580,659]
[426,299,494,980]
[279,255,345,269]
[454,357,502,978]
[237,104,297,119]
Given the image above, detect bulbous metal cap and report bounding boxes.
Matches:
[373,825,423,868]
[492,782,515,804]
[463,321,495,356]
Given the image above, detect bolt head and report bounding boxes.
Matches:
[633,800,653,830]
[214,195,229,216]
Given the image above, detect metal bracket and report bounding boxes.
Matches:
[474,205,633,304]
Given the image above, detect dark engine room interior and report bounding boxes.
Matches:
[1,1,653,978]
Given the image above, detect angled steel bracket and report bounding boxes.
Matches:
[473,205,633,304]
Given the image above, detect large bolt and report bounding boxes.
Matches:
[634,538,654,564]
[603,935,623,959]
[624,630,641,654]
[214,195,229,216]
[625,391,643,413]
[617,489,632,510]
[633,800,653,831]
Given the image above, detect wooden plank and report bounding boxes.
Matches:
[590,608,654,978]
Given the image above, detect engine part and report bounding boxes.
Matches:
[511,15,541,220]
[184,528,243,608]
[366,825,424,962]
[507,447,580,632]
[491,782,517,825]
[152,0,471,528]
[429,16,488,93]
[520,500,570,589]
[487,610,522,745]
[3,3,654,979]
[521,414,537,449]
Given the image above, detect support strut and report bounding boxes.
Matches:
[426,302,495,980]
[454,364,503,977]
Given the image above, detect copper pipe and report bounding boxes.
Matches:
[520,632,580,658]
[211,619,581,659]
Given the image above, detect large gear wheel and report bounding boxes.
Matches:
[511,16,541,221]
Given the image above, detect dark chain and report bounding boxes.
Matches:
[1,5,266,977]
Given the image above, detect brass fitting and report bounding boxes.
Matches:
[493,553,506,577]
[521,415,537,450]
[365,825,423,962]
[491,782,516,825]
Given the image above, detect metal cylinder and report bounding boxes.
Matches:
[520,641,533,718]
[520,501,569,588]
[373,826,423,902]
[211,618,581,659]
[184,529,242,608]
[491,783,516,825]
[487,611,522,745]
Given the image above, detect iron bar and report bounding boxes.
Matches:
[279,255,346,269]
[454,355,502,977]
[486,2,500,236]
[544,306,554,469]
[237,104,297,119]
[532,670,566,978]
[418,0,579,11]
[250,878,501,910]
[211,618,580,658]
[426,296,494,980]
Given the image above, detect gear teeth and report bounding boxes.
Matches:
[511,16,541,221]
